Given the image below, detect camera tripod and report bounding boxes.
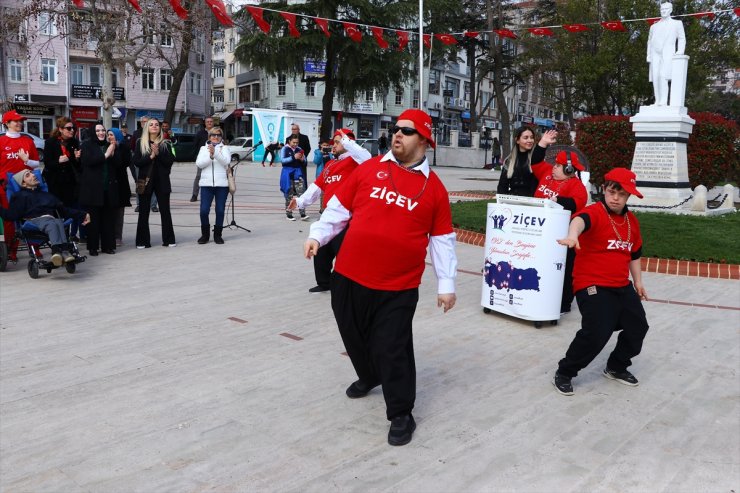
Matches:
[225,142,262,233]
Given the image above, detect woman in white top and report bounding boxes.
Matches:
[194,127,230,244]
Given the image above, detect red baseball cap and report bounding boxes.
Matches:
[2,110,26,125]
[604,167,643,199]
[396,109,435,148]
[555,151,585,171]
[332,128,356,140]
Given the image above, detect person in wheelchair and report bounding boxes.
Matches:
[1,169,90,267]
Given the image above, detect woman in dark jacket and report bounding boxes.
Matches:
[78,123,120,256]
[109,128,132,246]
[133,118,176,248]
[497,127,556,197]
[43,116,82,238]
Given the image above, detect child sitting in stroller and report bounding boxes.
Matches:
[1,169,89,267]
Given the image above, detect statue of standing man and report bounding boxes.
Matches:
[647,2,686,106]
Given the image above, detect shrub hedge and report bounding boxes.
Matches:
[574,113,739,189]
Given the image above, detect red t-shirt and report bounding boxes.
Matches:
[0,134,38,183]
[572,202,643,292]
[333,158,453,291]
[532,162,587,215]
[313,157,359,208]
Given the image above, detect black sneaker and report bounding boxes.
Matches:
[552,371,574,396]
[345,380,378,399]
[308,285,330,293]
[286,211,296,221]
[388,414,416,446]
[603,368,639,386]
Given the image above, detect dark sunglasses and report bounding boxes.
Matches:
[63,126,75,130]
[390,126,419,137]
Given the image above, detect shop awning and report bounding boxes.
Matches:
[219,109,235,121]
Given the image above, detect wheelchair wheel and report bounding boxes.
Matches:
[0,241,7,272]
[65,262,76,274]
[27,260,39,279]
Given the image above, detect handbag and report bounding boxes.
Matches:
[135,176,150,195]
[227,166,236,194]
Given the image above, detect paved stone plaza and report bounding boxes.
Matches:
[1,163,738,492]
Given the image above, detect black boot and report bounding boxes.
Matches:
[197,225,210,244]
[213,226,224,244]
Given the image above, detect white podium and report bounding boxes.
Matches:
[481,195,570,325]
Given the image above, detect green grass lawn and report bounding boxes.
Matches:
[450,200,740,264]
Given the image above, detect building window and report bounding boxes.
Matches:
[365,89,375,102]
[111,67,119,87]
[160,69,173,91]
[9,58,24,83]
[142,67,155,90]
[188,72,202,95]
[252,84,260,102]
[89,65,101,86]
[228,63,235,77]
[305,82,315,97]
[160,32,173,47]
[395,89,403,106]
[228,88,235,102]
[278,74,286,96]
[41,58,57,83]
[445,78,459,98]
[213,62,224,78]
[194,31,205,55]
[228,37,235,52]
[413,90,419,108]
[38,12,57,36]
[464,81,471,101]
[143,25,155,45]
[429,69,441,95]
[213,89,224,103]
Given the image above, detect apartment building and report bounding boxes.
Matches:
[0,1,211,138]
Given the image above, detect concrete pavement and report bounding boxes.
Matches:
[1,162,738,492]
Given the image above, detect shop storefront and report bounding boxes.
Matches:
[12,102,57,139]
[70,106,100,140]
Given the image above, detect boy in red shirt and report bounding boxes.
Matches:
[552,168,649,396]
[532,150,588,313]
[304,109,457,446]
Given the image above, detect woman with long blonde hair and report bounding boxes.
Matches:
[497,127,556,197]
[132,117,176,248]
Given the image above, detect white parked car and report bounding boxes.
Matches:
[225,137,253,162]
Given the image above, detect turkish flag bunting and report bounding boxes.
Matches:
[528,27,554,36]
[494,29,517,39]
[371,27,389,49]
[562,24,589,32]
[127,0,142,13]
[601,20,626,31]
[168,0,188,20]
[315,18,330,37]
[247,7,271,34]
[396,31,409,51]
[280,12,300,38]
[435,33,458,45]
[464,31,480,38]
[735,8,740,16]
[690,12,715,20]
[71,0,83,6]
[646,17,660,26]
[343,22,362,42]
[205,0,234,27]
[423,34,431,48]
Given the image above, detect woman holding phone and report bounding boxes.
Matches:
[194,126,230,244]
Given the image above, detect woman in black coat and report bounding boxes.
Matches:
[109,128,132,246]
[43,116,82,238]
[133,118,176,248]
[78,123,120,255]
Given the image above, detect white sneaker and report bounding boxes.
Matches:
[301,214,310,221]
[136,245,146,249]
[167,243,177,247]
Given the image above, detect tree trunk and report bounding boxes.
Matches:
[488,0,511,157]
[320,41,338,142]
[165,15,194,125]
[467,43,477,133]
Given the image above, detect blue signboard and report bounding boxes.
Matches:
[304,59,326,77]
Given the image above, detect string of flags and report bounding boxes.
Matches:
[69,1,740,48]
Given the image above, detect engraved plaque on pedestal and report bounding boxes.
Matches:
[631,141,689,186]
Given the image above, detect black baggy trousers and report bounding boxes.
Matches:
[313,227,346,289]
[331,272,418,420]
[558,282,649,378]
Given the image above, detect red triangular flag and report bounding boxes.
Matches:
[396,31,409,51]
[735,8,740,16]
[435,33,458,45]
[646,17,660,26]
[315,18,330,37]
[601,20,626,31]
[343,22,362,42]
[423,34,432,48]
[126,0,142,13]
[464,31,480,38]
[528,27,554,36]
[371,27,389,49]
[71,0,83,7]
[205,0,234,27]
[280,12,300,38]
[168,0,188,20]
[690,12,715,20]
[562,24,589,33]
[247,6,270,34]
[494,29,517,39]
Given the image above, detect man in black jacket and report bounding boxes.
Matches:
[191,116,214,202]
[288,123,311,189]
